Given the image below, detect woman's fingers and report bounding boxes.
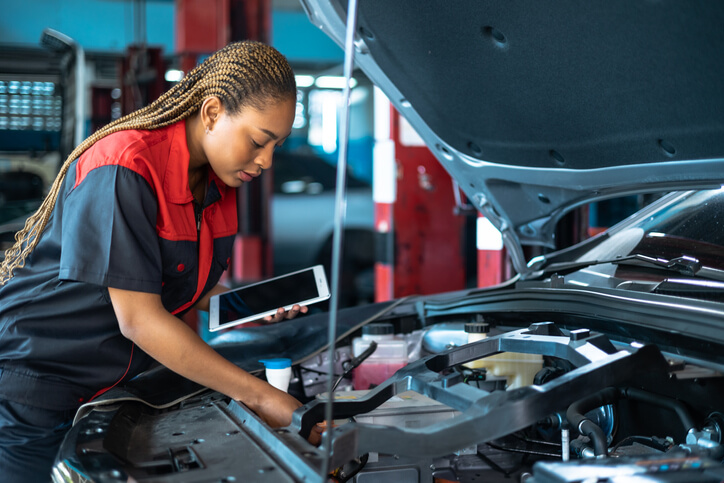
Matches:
[262,305,308,323]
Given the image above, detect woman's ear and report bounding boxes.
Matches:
[200,96,224,133]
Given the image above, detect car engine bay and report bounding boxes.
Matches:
[57,298,724,483]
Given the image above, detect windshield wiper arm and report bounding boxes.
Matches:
[540,254,724,282]
[614,254,724,282]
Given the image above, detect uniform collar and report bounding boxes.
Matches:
[165,120,230,205]
[207,168,229,203]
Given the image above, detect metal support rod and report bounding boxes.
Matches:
[74,46,85,147]
[321,0,359,480]
[561,428,570,462]
[39,28,86,150]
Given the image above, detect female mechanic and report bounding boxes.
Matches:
[0,40,313,482]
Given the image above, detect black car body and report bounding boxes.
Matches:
[271,151,375,307]
[53,2,724,482]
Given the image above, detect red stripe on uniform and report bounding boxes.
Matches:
[88,344,135,402]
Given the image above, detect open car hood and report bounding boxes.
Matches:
[301,0,724,271]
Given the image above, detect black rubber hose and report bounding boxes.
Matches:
[579,420,608,457]
[566,386,698,458]
[618,387,696,433]
[566,387,618,457]
[332,340,378,391]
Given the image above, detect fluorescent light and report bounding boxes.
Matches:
[315,76,358,89]
[321,95,337,153]
[476,216,503,251]
[295,75,315,88]
[165,69,184,82]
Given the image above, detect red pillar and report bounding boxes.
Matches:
[175,0,231,73]
[373,88,395,302]
[374,89,467,299]
[374,202,395,302]
[476,214,505,287]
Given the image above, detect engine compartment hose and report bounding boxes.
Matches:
[618,387,696,433]
[566,386,698,458]
[566,387,618,457]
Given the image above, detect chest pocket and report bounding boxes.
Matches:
[159,238,198,313]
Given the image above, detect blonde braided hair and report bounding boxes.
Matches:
[0,40,295,285]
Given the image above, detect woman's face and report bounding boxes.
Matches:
[203,97,296,188]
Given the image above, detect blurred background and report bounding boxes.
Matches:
[0,0,380,310]
[0,0,643,333]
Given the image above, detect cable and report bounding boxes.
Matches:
[512,433,563,448]
[475,446,530,477]
[486,441,561,459]
[476,448,513,477]
[300,366,344,377]
[331,341,377,392]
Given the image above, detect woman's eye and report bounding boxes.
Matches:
[251,139,263,148]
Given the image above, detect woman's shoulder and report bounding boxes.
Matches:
[77,122,183,181]
[91,122,179,162]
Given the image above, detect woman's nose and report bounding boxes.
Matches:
[255,146,274,170]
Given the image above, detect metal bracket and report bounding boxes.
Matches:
[287,323,669,468]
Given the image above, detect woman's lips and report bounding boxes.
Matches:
[238,171,254,182]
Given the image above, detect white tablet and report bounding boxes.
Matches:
[208,265,330,332]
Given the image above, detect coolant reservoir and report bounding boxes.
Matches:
[464,321,542,389]
[352,323,408,390]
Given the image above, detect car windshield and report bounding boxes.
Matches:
[576,188,724,274]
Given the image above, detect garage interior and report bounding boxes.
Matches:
[4,2,719,483]
[0,0,643,322]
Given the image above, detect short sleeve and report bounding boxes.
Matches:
[59,165,162,293]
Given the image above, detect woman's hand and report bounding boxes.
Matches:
[262,304,308,323]
[245,385,321,445]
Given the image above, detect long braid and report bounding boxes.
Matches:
[0,40,295,285]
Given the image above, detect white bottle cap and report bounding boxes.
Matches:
[260,358,292,393]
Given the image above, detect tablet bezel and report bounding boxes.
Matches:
[208,265,330,332]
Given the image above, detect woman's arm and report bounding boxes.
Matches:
[192,283,229,312]
[108,287,306,430]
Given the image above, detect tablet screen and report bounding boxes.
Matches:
[216,269,320,325]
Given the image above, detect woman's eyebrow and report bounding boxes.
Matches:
[259,127,292,141]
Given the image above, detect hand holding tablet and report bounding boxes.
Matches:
[209,265,330,331]
[262,304,308,323]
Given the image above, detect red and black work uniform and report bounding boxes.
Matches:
[0,120,237,479]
